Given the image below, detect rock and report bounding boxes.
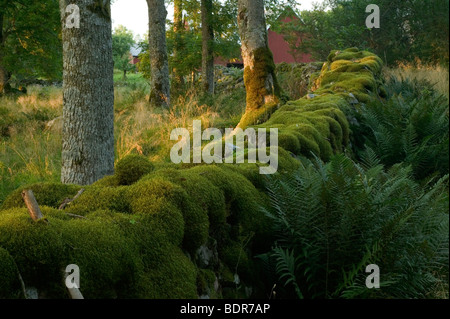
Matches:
[348,93,359,104]
[195,238,219,269]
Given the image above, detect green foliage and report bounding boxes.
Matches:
[259,153,449,299]
[112,25,137,79]
[0,0,62,86]
[115,154,154,185]
[279,0,449,66]
[354,85,449,180]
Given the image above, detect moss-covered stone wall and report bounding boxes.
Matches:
[0,48,385,299]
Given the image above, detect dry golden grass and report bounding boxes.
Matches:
[385,62,449,98]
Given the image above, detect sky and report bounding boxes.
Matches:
[111,0,324,38]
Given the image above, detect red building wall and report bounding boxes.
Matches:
[267,28,313,64]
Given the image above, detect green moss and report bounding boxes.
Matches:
[0,208,67,293]
[245,48,384,162]
[136,245,198,299]
[92,175,119,187]
[129,178,186,247]
[65,186,131,215]
[219,240,253,283]
[238,47,282,128]
[115,154,154,186]
[146,168,227,252]
[197,269,219,298]
[0,248,22,299]
[60,217,141,298]
[1,182,82,210]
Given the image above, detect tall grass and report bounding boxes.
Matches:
[0,74,246,205]
[384,63,449,99]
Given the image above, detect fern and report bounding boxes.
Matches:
[259,153,449,299]
[354,91,449,180]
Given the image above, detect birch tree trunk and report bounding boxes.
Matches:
[60,0,115,185]
[147,0,170,108]
[201,0,214,95]
[237,0,281,129]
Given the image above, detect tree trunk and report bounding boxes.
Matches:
[201,0,214,95]
[0,61,11,95]
[0,13,11,95]
[173,0,184,89]
[237,0,281,129]
[147,0,170,108]
[60,0,115,185]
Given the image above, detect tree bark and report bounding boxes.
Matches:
[60,0,115,185]
[237,0,281,129]
[0,60,11,95]
[147,0,170,108]
[201,0,214,95]
[0,13,11,95]
[172,0,184,89]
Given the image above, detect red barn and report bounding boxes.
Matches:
[267,16,314,64]
[215,9,313,67]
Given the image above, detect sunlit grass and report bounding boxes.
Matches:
[0,74,246,204]
[385,62,449,99]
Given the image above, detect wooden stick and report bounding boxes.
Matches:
[17,271,28,299]
[21,190,45,222]
[59,188,85,210]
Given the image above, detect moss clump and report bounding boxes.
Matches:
[128,178,186,247]
[60,217,141,298]
[0,208,67,294]
[65,186,131,215]
[145,168,226,253]
[197,269,219,298]
[0,248,22,299]
[1,182,81,210]
[247,48,382,162]
[314,48,384,103]
[92,175,119,187]
[115,154,154,186]
[136,245,198,299]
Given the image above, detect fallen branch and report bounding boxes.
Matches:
[21,190,46,223]
[59,188,85,210]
